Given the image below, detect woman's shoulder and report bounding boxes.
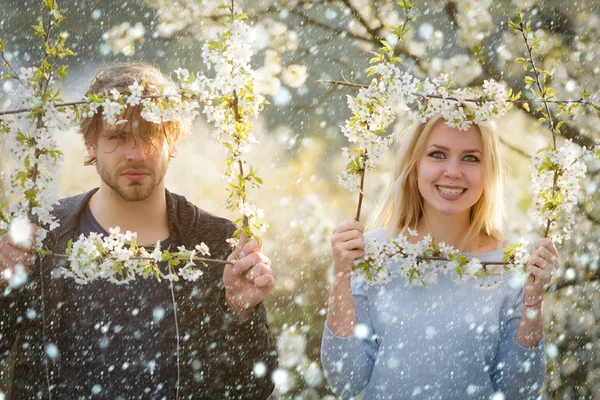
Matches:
[364,227,389,242]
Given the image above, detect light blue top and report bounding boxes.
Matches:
[321,228,546,400]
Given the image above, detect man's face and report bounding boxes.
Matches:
[86,119,170,202]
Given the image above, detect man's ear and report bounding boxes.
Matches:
[86,142,97,158]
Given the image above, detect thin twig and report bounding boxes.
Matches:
[518,18,559,238]
[288,7,371,43]
[169,280,181,400]
[232,89,250,228]
[340,0,382,40]
[355,150,367,222]
[321,79,599,107]
[0,93,193,117]
[0,52,25,85]
[416,255,511,267]
[499,137,532,159]
[51,253,233,265]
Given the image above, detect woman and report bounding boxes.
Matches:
[321,116,559,400]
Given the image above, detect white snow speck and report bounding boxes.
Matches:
[45,343,59,360]
[153,306,165,323]
[491,392,505,400]
[354,323,370,339]
[253,361,267,378]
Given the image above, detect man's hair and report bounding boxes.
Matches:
[79,62,191,165]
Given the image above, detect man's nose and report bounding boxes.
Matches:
[125,139,150,161]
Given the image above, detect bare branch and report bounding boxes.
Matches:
[500,137,532,159]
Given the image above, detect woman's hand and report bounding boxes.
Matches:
[524,237,559,305]
[331,220,365,279]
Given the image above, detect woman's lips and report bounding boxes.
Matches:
[436,185,466,200]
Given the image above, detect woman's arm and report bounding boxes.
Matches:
[325,220,365,336]
[515,238,559,347]
[321,220,378,399]
[489,238,559,398]
[490,289,547,399]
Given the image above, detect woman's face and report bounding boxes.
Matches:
[416,120,485,217]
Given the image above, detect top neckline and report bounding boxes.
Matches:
[372,227,507,256]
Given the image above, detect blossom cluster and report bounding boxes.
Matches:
[0,69,71,247]
[339,61,513,192]
[339,78,394,192]
[80,80,201,127]
[529,140,588,244]
[1,3,269,285]
[62,227,212,285]
[352,230,530,287]
[181,14,268,240]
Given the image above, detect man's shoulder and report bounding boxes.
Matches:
[168,191,233,227]
[166,191,236,246]
[51,189,98,225]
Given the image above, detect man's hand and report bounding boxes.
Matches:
[223,236,275,320]
[0,225,36,289]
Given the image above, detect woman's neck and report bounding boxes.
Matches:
[414,207,472,252]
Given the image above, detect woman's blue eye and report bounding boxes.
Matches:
[429,151,445,159]
[463,155,480,162]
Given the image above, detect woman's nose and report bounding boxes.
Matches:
[443,159,462,178]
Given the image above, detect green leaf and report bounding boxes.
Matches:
[524,76,535,87]
[508,19,520,31]
[32,21,45,37]
[380,40,392,49]
[522,102,530,112]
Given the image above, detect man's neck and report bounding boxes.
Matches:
[88,184,170,246]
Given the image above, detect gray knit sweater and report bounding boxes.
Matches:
[0,188,277,399]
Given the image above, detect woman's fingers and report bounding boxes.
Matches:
[526,265,552,282]
[331,229,363,246]
[536,247,558,270]
[332,220,364,235]
[533,237,559,258]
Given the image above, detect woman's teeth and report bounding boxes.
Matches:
[437,186,465,196]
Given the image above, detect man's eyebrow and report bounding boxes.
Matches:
[428,144,482,154]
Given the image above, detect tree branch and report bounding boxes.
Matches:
[339,0,382,40]
[442,2,598,150]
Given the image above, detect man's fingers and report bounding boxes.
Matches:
[253,274,275,290]
[239,238,262,258]
[0,252,12,272]
[231,252,269,276]
[0,241,33,269]
[246,263,273,282]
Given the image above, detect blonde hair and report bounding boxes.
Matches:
[79,62,191,165]
[367,115,506,251]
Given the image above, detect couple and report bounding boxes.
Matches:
[0,63,556,399]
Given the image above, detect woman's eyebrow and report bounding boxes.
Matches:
[428,144,482,154]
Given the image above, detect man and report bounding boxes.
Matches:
[0,63,277,399]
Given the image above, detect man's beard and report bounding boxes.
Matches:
[96,161,167,202]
